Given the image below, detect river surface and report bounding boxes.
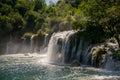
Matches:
[0,53,120,80]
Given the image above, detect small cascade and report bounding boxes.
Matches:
[21,39,26,53]
[41,34,50,53]
[5,41,10,54]
[30,35,34,53]
[43,34,49,48]
[5,36,12,54]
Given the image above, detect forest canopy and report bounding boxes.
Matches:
[0,0,120,44]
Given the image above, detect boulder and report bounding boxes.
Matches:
[70,60,80,67]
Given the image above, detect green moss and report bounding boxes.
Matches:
[92,47,107,67]
[92,47,106,57]
[22,32,34,39]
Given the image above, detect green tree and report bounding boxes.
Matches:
[72,20,87,30]
[99,6,120,45]
[15,0,34,16]
[73,0,120,43]
[34,0,46,11]
[0,3,13,15]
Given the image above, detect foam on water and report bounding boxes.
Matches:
[0,54,120,80]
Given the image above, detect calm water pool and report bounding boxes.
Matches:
[0,54,120,80]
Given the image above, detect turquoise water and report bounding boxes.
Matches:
[0,54,120,80]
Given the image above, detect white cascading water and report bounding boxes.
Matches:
[5,36,12,54]
[82,45,93,65]
[47,30,76,64]
[76,39,83,61]
[47,30,93,66]
[30,36,34,53]
[42,34,49,48]
[5,41,10,54]
[41,34,49,53]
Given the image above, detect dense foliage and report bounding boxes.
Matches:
[0,0,47,38]
[0,0,120,44]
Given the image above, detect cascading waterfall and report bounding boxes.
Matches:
[47,30,76,64]
[46,30,120,70]
[4,31,119,70]
[47,31,91,65]
[46,30,92,65]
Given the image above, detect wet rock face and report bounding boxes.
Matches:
[91,46,107,68]
[91,37,120,70]
[70,60,81,67]
[105,56,120,71]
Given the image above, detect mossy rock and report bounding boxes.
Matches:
[92,46,107,67]
[92,47,106,57]
[22,32,34,39]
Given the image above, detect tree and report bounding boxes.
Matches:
[99,6,120,45]
[64,0,85,8]
[0,3,13,15]
[72,20,87,30]
[34,0,46,11]
[72,0,120,43]
[15,0,34,16]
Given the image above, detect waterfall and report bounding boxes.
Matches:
[46,31,120,70]
[47,30,91,65]
[47,30,76,64]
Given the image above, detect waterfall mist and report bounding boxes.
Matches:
[4,35,43,54]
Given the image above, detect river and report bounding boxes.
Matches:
[0,53,120,80]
